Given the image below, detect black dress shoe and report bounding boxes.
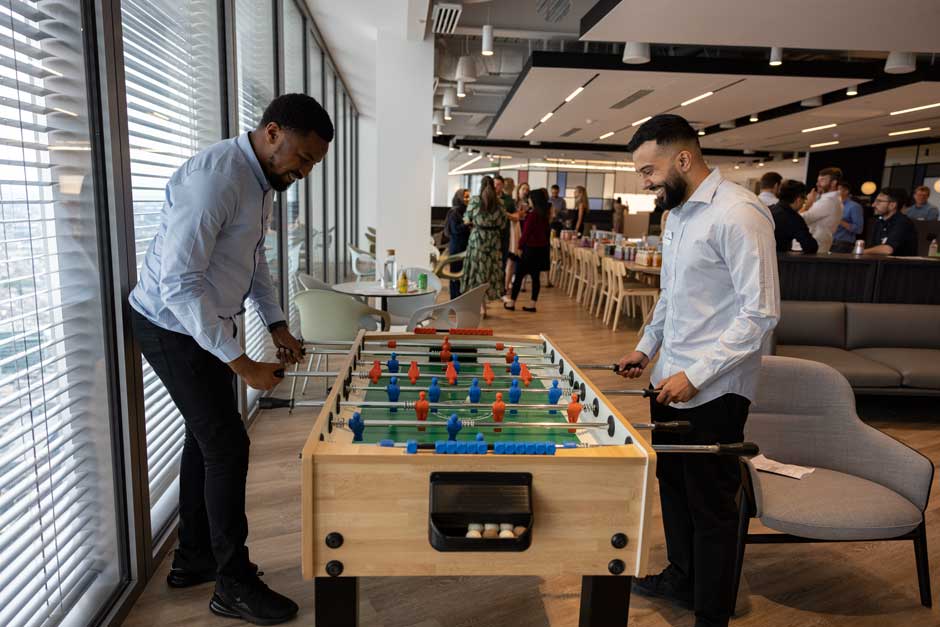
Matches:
[522,306,537,312]
[168,560,262,589]
[503,303,515,311]
[632,565,692,609]
[211,574,299,625]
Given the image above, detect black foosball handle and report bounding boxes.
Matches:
[652,420,692,433]
[612,362,644,374]
[259,397,293,409]
[716,442,760,457]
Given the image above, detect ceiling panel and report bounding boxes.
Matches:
[580,0,940,53]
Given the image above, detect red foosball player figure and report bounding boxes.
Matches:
[445,361,458,385]
[519,363,532,387]
[482,362,495,386]
[567,393,582,433]
[492,392,506,433]
[504,346,516,365]
[408,360,420,385]
[414,390,429,431]
[439,336,452,364]
[368,360,382,384]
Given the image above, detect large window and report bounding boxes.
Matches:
[307,36,325,281]
[235,0,277,407]
[324,65,335,281]
[282,0,304,334]
[0,2,124,624]
[122,0,223,538]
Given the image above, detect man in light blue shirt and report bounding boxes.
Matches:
[831,180,865,253]
[617,115,779,627]
[906,185,939,221]
[130,94,332,625]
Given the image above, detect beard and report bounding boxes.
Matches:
[265,156,296,192]
[650,168,688,211]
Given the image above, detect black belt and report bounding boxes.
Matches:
[475,224,502,231]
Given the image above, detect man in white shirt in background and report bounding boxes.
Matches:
[618,114,780,627]
[800,166,844,253]
[757,171,782,207]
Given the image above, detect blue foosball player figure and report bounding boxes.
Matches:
[548,379,563,414]
[451,353,461,374]
[387,352,399,373]
[386,376,400,412]
[349,411,365,442]
[509,355,521,376]
[468,377,481,413]
[446,413,462,441]
[428,376,442,402]
[508,378,522,414]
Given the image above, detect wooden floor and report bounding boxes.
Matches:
[122,285,940,627]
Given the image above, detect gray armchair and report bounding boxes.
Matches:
[733,356,934,611]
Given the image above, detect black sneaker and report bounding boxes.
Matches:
[168,559,262,589]
[632,565,693,609]
[211,575,298,625]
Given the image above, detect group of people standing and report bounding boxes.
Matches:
[761,168,920,257]
[444,175,553,313]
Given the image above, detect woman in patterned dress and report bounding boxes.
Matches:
[462,176,507,313]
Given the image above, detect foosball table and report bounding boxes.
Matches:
[260,330,758,626]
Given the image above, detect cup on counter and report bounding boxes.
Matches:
[853,240,865,255]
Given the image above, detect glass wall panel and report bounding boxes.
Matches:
[0,1,124,623]
[282,0,304,334]
[306,37,325,281]
[121,0,223,537]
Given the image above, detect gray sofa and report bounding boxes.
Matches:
[773,301,940,396]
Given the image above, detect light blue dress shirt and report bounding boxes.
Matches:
[906,203,939,221]
[130,133,284,363]
[635,169,780,408]
[834,197,864,243]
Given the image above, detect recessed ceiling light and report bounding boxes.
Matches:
[810,140,839,148]
[792,156,799,163]
[846,84,858,96]
[697,129,705,136]
[523,128,534,137]
[801,123,837,133]
[769,47,783,66]
[749,113,759,123]
[884,51,916,74]
[540,112,553,123]
[890,102,940,116]
[800,96,823,107]
[565,86,584,102]
[457,79,466,98]
[599,131,614,140]
[622,41,651,64]
[631,116,651,127]
[888,126,931,136]
[444,106,452,121]
[681,91,713,107]
[733,164,740,170]
[758,161,765,167]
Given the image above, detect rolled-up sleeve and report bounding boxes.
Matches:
[158,171,244,362]
[685,207,780,390]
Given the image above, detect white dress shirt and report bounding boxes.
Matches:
[757,190,778,207]
[801,190,842,253]
[635,169,780,408]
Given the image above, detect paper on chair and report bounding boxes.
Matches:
[751,454,815,479]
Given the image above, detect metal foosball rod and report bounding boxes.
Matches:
[599,388,659,398]
[332,417,609,430]
[381,440,759,457]
[261,397,587,412]
[306,347,546,360]
[303,338,545,350]
[350,357,555,369]
[580,362,643,374]
[349,383,573,394]
[279,369,566,383]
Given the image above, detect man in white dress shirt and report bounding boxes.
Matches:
[757,171,782,207]
[617,115,780,627]
[799,167,844,253]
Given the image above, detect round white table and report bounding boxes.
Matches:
[332,280,435,311]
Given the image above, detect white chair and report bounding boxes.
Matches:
[292,289,389,399]
[406,284,488,331]
[296,272,330,291]
[606,261,659,333]
[385,266,442,327]
[348,244,376,281]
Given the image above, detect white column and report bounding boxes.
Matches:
[357,115,377,243]
[375,27,434,270]
[431,143,452,207]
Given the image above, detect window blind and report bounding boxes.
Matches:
[0,1,122,625]
[235,0,277,410]
[121,0,222,536]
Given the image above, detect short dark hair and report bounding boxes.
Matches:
[550,184,560,191]
[493,174,504,183]
[778,180,806,205]
[759,172,783,189]
[818,166,842,182]
[259,93,334,142]
[879,187,907,207]
[838,180,852,191]
[626,114,699,153]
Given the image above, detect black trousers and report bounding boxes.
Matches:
[650,392,750,626]
[132,309,253,579]
[510,261,541,302]
[448,258,464,300]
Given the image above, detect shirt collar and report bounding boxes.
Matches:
[679,167,723,210]
[236,133,271,192]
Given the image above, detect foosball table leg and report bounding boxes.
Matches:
[578,575,632,627]
[315,576,359,626]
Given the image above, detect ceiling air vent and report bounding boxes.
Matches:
[610,89,654,109]
[431,3,462,34]
[561,127,582,137]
